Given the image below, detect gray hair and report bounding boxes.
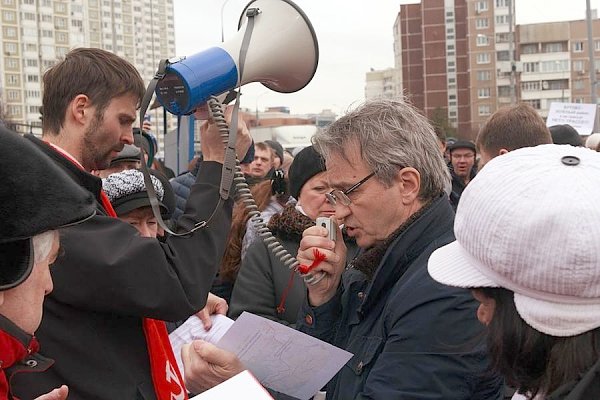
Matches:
[313,98,450,201]
[32,230,57,264]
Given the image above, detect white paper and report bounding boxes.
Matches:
[169,314,234,376]
[190,370,273,400]
[217,312,353,400]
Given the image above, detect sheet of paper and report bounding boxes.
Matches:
[190,370,274,400]
[217,312,353,400]
[169,314,234,376]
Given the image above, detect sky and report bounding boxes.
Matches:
[173,0,600,116]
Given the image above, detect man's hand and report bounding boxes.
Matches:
[195,292,228,331]
[200,105,252,163]
[181,340,244,393]
[34,385,68,400]
[297,221,347,307]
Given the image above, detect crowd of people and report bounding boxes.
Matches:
[1,46,599,400]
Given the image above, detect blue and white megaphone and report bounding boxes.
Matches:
[155,0,319,116]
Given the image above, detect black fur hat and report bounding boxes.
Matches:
[0,127,96,290]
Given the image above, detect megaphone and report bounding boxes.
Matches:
[155,0,319,116]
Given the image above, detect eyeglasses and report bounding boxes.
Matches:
[325,172,375,206]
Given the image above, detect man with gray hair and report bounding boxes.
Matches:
[296,98,503,399]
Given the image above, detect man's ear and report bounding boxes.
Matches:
[68,94,92,126]
[396,167,421,205]
[498,148,509,156]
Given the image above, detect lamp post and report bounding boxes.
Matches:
[255,91,269,126]
[221,0,232,43]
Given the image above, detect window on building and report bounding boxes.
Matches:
[477,53,491,64]
[28,105,40,114]
[56,32,68,43]
[4,42,18,55]
[3,26,17,38]
[521,81,541,91]
[25,59,37,67]
[6,90,20,101]
[498,86,511,97]
[478,105,491,116]
[541,60,568,72]
[477,70,492,80]
[5,74,20,86]
[477,35,490,46]
[574,79,585,90]
[478,88,491,98]
[496,15,509,25]
[496,0,508,7]
[55,16,68,29]
[573,41,584,52]
[41,30,53,38]
[54,2,67,13]
[26,74,38,83]
[544,42,565,53]
[497,50,511,61]
[3,10,16,21]
[573,60,585,71]
[521,44,538,54]
[7,105,22,117]
[476,18,489,29]
[574,98,584,103]
[523,62,540,73]
[5,58,18,70]
[476,1,488,12]
[524,99,541,109]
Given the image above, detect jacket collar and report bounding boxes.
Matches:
[0,314,37,370]
[24,134,104,205]
[357,195,455,315]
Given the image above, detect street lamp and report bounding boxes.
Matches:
[255,91,269,125]
[221,0,232,43]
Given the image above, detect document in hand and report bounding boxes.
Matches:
[217,312,353,400]
[190,370,274,400]
[169,312,352,400]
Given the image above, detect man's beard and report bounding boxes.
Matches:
[81,115,116,171]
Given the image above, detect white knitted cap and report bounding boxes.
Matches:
[428,144,600,337]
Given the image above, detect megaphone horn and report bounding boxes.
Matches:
[155,0,319,116]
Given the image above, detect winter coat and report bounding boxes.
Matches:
[12,135,234,400]
[229,204,358,326]
[170,161,201,222]
[297,195,503,400]
[546,357,600,400]
[0,315,53,400]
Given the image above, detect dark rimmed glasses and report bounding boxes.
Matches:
[325,172,375,206]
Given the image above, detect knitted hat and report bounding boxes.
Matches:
[549,124,583,146]
[265,139,284,162]
[102,169,167,216]
[0,127,96,290]
[428,144,600,337]
[288,145,326,200]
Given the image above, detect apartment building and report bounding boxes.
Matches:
[518,19,600,118]
[395,0,600,139]
[365,67,397,100]
[396,0,516,139]
[0,0,175,145]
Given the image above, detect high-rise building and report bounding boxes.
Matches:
[396,0,517,139]
[0,0,175,147]
[395,0,600,139]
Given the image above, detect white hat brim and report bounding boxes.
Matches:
[514,293,600,337]
[428,240,500,289]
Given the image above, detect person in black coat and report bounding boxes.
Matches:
[11,47,252,400]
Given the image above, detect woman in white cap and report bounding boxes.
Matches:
[428,144,600,400]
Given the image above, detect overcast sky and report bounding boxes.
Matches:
[173,0,600,115]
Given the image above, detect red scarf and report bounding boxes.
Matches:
[50,143,188,400]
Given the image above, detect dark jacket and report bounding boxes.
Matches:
[0,315,53,400]
[547,358,600,400]
[229,205,359,327]
[12,136,233,400]
[170,161,202,222]
[297,196,503,400]
[449,164,477,211]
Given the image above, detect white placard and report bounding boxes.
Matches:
[546,102,597,135]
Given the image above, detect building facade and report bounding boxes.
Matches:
[0,0,175,144]
[395,0,600,139]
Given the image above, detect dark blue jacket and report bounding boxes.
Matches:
[297,196,503,400]
[170,161,201,222]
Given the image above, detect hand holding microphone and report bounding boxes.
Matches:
[297,216,347,307]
